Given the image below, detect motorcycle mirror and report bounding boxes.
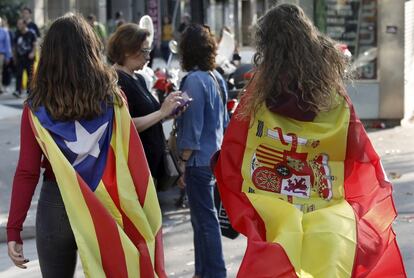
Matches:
[216,30,235,65]
[168,40,178,54]
[139,15,154,46]
[351,47,378,69]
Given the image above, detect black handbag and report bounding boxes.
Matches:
[214,183,240,239]
[156,129,182,191]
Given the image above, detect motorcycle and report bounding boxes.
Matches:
[215,30,255,116]
[153,40,180,103]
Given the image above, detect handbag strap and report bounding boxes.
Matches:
[208,71,226,107]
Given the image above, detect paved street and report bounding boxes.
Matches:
[0,86,413,277]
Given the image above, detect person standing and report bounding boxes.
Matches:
[21,6,41,38]
[86,14,107,45]
[13,19,36,98]
[177,24,228,278]
[7,14,165,277]
[0,16,12,94]
[213,4,406,277]
[107,23,183,187]
[161,16,173,62]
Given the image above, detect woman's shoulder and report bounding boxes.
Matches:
[184,70,210,83]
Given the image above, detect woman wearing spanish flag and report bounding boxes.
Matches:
[7,14,165,278]
[214,4,406,278]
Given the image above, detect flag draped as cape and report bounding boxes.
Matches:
[214,95,406,277]
[28,101,166,278]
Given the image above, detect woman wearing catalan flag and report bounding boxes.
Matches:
[7,14,165,278]
[214,4,406,278]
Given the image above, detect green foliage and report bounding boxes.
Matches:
[0,0,27,27]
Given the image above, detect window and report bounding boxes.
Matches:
[315,0,378,79]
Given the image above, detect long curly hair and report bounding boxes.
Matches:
[179,24,217,72]
[29,14,121,121]
[240,4,350,118]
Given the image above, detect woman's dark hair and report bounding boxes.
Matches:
[107,23,150,65]
[240,4,350,118]
[179,24,217,71]
[29,13,121,121]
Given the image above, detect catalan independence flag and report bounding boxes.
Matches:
[214,94,407,277]
[28,101,165,278]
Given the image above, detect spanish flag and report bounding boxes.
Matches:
[28,101,165,278]
[214,95,406,277]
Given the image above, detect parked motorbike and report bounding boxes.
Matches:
[215,30,255,115]
[153,40,180,103]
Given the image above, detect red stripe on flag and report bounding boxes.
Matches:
[154,229,167,278]
[102,146,121,209]
[258,144,284,155]
[344,99,406,277]
[128,121,150,206]
[77,175,129,278]
[256,153,283,163]
[103,142,156,276]
[121,213,155,278]
[215,98,297,277]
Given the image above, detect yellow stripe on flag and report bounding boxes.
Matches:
[113,106,158,266]
[95,182,124,228]
[117,225,140,278]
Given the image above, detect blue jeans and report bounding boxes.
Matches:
[185,166,226,278]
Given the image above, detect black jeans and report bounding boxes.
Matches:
[36,180,77,278]
[15,56,34,93]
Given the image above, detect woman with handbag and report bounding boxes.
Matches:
[177,24,229,278]
[107,23,185,189]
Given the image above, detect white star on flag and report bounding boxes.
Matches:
[65,121,108,166]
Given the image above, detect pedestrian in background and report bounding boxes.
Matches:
[177,23,228,278]
[86,14,107,45]
[13,18,36,98]
[214,4,406,277]
[107,11,125,34]
[21,6,41,38]
[7,14,165,277]
[107,23,184,187]
[0,16,12,94]
[161,16,173,62]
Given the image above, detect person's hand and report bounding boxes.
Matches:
[160,92,183,119]
[8,241,29,269]
[177,175,186,189]
[28,52,35,60]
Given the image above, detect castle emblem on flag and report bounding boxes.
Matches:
[251,124,333,201]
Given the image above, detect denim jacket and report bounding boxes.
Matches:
[177,70,229,167]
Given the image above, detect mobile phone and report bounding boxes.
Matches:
[172,91,192,115]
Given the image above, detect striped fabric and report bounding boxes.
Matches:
[214,94,406,277]
[28,101,165,278]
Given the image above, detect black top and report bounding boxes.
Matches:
[116,70,165,179]
[27,22,41,38]
[14,30,36,59]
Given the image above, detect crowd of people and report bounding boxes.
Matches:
[4,3,406,278]
[0,7,38,97]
